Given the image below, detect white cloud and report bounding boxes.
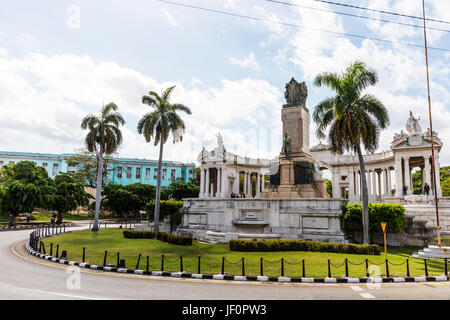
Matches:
[0,52,282,163]
[230,52,261,71]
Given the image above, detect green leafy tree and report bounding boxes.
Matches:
[102,184,140,220]
[137,85,192,232]
[313,61,389,244]
[440,166,450,197]
[167,181,200,200]
[412,170,422,195]
[50,173,92,219]
[0,162,15,187]
[191,167,201,186]
[2,161,55,226]
[81,102,125,231]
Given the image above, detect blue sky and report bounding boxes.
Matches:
[0,0,449,167]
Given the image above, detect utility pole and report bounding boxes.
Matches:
[422,0,441,247]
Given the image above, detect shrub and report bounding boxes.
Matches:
[340,202,405,233]
[229,239,381,255]
[123,230,192,246]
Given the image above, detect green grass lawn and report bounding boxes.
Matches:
[42,229,446,278]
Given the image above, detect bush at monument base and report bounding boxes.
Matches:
[123,230,193,245]
[340,203,406,233]
[229,239,381,255]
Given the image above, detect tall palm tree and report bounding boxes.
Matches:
[137,85,192,233]
[81,102,125,231]
[313,61,389,244]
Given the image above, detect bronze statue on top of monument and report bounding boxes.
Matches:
[283,77,308,108]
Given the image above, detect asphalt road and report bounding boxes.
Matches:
[1,226,449,300]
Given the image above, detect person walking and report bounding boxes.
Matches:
[423,183,430,195]
[50,213,56,225]
[26,212,30,223]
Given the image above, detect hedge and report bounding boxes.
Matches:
[123,230,192,246]
[340,202,406,233]
[229,239,381,255]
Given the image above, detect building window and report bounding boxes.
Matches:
[0,161,3,168]
[136,167,141,179]
[43,163,48,168]
[171,169,176,181]
[189,170,193,179]
[154,168,158,180]
[126,167,132,179]
[162,168,167,181]
[52,163,58,176]
[117,166,122,178]
[181,170,185,181]
[68,164,76,173]
[145,168,150,180]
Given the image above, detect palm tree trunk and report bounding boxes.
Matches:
[356,145,370,244]
[92,150,104,232]
[154,140,164,233]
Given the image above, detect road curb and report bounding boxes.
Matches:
[25,241,450,284]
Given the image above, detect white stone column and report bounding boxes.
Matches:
[205,168,210,197]
[434,155,442,197]
[221,168,228,198]
[332,168,340,199]
[200,167,205,197]
[243,171,247,195]
[395,158,402,197]
[247,172,252,198]
[349,168,355,201]
[216,168,222,198]
[261,174,265,191]
[387,168,392,196]
[404,157,411,195]
[372,170,377,198]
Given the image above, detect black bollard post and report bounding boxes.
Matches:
[42,241,46,254]
[385,260,390,278]
[260,257,263,276]
[242,257,245,277]
[345,258,349,277]
[180,254,183,273]
[445,258,448,276]
[117,252,120,268]
[82,247,86,263]
[406,259,410,277]
[424,259,428,277]
[198,256,201,274]
[63,224,65,233]
[302,259,306,278]
[327,259,331,278]
[50,243,53,256]
[146,256,149,272]
[103,250,107,267]
[365,259,369,277]
[136,253,141,270]
[56,245,59,259]
[38,241,42,253]
[161,255,165,271]
[281,258,284,277]
[221,256,225,275]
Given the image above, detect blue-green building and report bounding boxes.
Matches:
[0,151,196,187]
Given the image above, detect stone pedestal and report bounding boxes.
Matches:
[281,106,310,158]
[315,179,330,198]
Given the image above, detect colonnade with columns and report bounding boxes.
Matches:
[199,165,268,199]
[347,166,393,202]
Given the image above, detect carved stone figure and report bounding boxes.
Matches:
[284,77,308,107]
[283,133,292,159]
[406,111,422,135]
[216,132,224,149]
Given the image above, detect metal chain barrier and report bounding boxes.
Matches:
[388,260,407,266]
[368,260,385,265]
[164,256,181,264]
[225,257,243,264]
[330,260,345,268]
[284,259,302,265]
[262,258,282,263]
[347,259,366,265]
